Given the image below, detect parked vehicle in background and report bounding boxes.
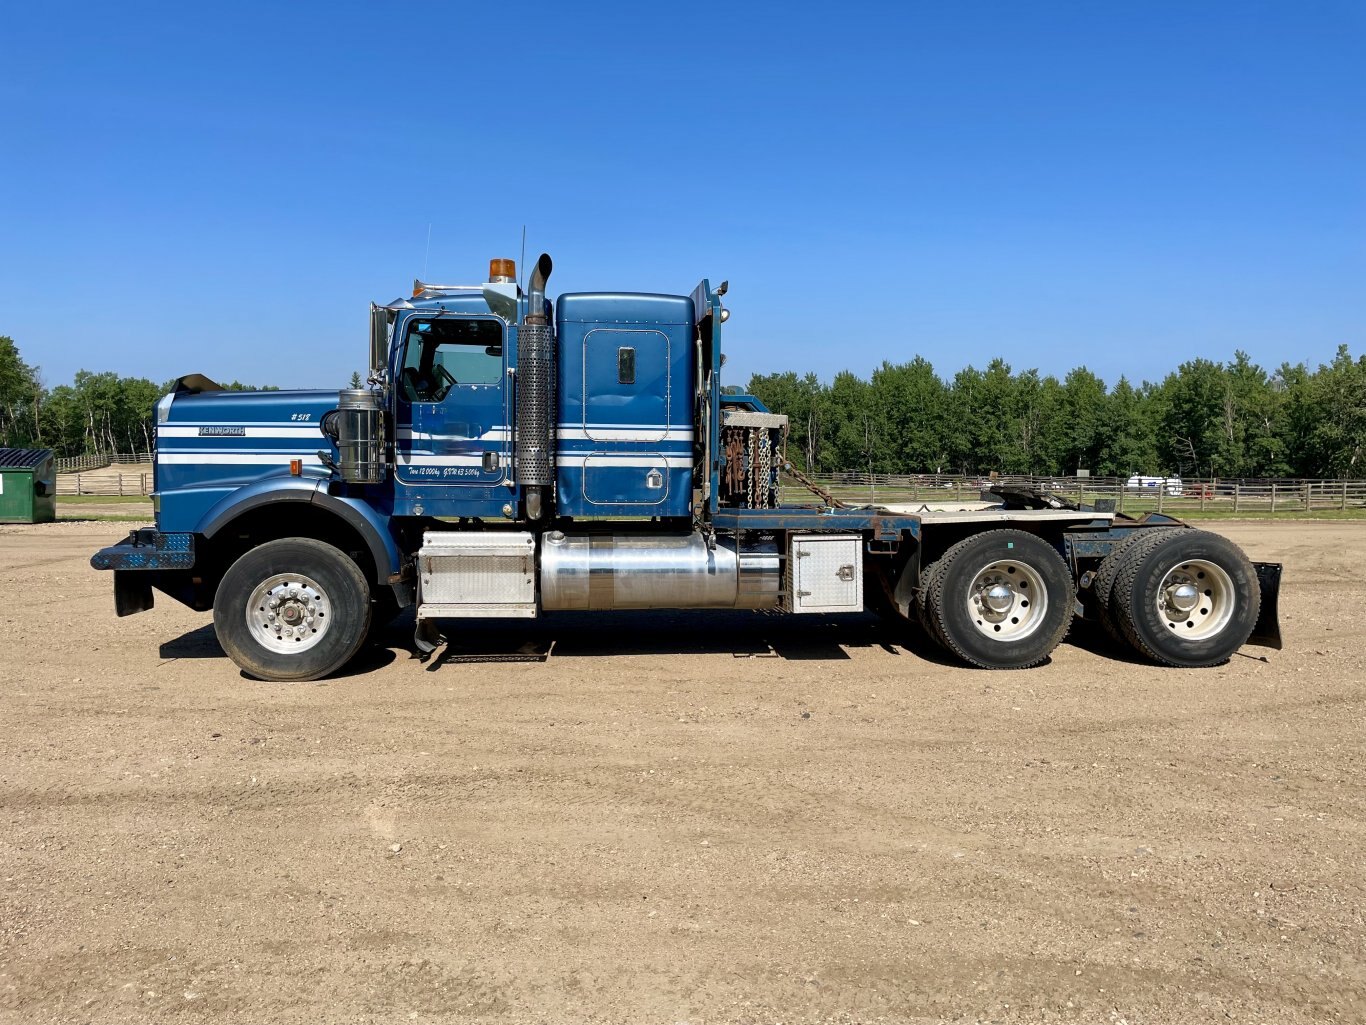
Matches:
[1126,475,1183,496]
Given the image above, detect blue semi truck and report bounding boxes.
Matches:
[92,255,1281,681]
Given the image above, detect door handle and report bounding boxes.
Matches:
[482,451,500,472]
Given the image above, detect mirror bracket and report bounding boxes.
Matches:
[369,305,394,386]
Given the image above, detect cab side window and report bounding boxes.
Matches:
[400,318,503,402]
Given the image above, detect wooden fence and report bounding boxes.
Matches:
[57,471,154,496]
[801,473,1366,514]
[52,462,1366,511]
[55,454,153,495]
[55,453,153,473]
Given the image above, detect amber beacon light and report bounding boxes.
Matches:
[489,258,516,283]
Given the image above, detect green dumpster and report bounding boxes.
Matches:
[0,449,57,523]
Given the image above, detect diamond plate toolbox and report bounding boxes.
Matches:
[787,534,863,614]
[417,531,536,619]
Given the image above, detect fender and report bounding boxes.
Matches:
[195,475,403,586]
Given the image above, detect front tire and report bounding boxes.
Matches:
[213,537,373,682]
[924,530,1074,669]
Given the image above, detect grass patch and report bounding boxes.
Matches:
[59,495,152,505]
[58,514,154,523]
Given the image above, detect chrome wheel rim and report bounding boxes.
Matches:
[1155,559,1234,640]
[965,558,1048,641]
[246,572,331,654]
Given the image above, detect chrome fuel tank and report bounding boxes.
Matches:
[540,531,780,611]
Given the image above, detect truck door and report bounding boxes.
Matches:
[394,315,510,488]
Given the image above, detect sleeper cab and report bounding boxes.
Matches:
[554,293,696,519]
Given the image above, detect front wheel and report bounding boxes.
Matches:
[213,537,373,682]
[924,530,1074,669]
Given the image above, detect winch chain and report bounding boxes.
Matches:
[745,430,757,509]
[757,429,772,508]
[781,460,849,509]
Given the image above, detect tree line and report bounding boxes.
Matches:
[747,347,1366,479]
[0,336,278,458]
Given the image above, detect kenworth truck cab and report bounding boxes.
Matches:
[92,255,1282,681]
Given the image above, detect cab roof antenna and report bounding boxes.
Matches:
[519,225,527,294]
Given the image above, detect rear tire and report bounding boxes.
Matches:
[213,537,373,682]
[1092,527,1183,645]
[916,556,951,650]
[1112,529,1259,667]
[925,530,1074,669]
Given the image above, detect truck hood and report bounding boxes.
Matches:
[154,388,344,504]
[161,388,340,428]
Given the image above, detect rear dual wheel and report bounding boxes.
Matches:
[1097,529,1259,668]
[919,530,1074,669]
[1090,527,1183,645]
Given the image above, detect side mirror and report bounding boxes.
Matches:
[369,305,392,381]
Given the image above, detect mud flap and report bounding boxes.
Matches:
[114,571,154,617]
[413,617,445,661]
[1248,562,1283,650]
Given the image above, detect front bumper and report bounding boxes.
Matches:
[91,528,196,571]
[90,529,196,617]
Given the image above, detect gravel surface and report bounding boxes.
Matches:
[1,520,1362,1024]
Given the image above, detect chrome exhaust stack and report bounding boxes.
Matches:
[517,253,554,520]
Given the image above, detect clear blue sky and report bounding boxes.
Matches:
[2,1,1362,392]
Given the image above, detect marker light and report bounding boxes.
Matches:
[489,258,516,283]
[289,459,302,476]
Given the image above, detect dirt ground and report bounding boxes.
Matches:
[1,520,1362,1024]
